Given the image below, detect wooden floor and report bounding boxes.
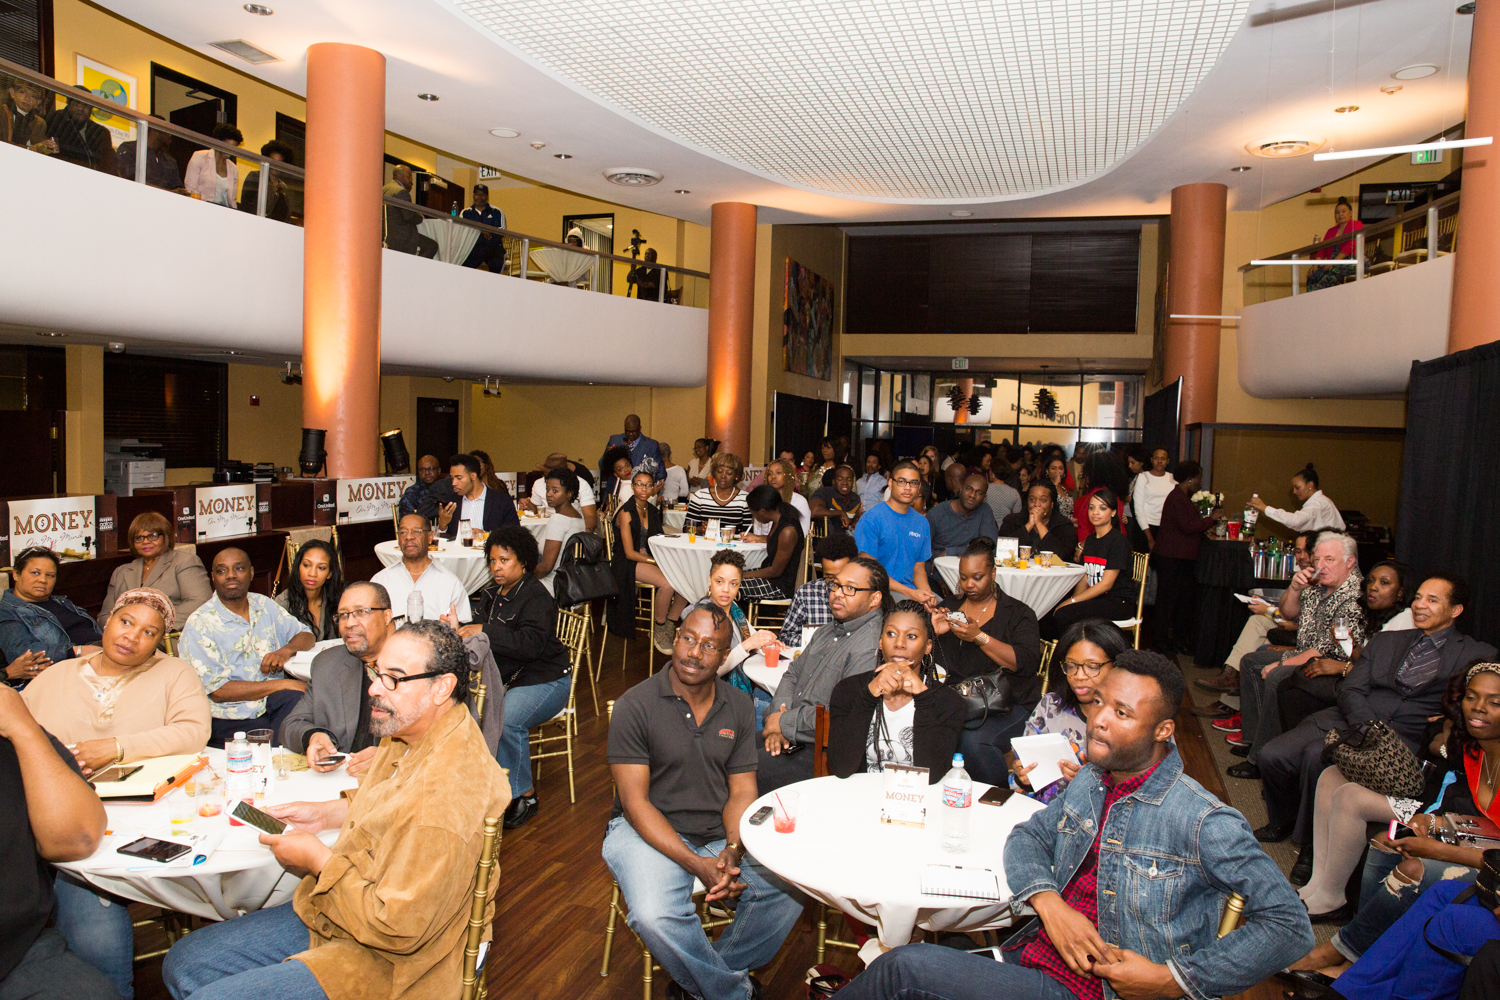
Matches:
[123,623,1285,1000]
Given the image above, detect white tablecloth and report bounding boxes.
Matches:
[647,535,766,605]
[416,218,480,265]
[529,245,595,285]
[517,513,551,541]
[373,538,492,594]
[741,773,1045,947]
[932,557,1086,618]
[662,508,687,534]
[57,751,358,921]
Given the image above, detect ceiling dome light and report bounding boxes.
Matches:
[417,93,439,102]
[1246,136,1325,158]
[489,128,519,138]
[603,167,663,186]
[1392,64,1440,80]
[1335,105,1360,114]
[1381,85,1403,95]
[243,4,273,14]
[674,189,691,194]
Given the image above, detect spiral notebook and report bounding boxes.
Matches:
[920,864,1001,901]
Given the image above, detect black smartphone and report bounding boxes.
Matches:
[780,742,804,756]
[317,753,348,766]
[979,786,1014,807]
[89,764,143,785]
[1389,821,1417,841]
[747,806,774,826]
[231,799,288,836]
[118,836,192,863]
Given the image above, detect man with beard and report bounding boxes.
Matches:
[604,605,801,1000]
[279,582,394,776]
[838,650,1311,1000]
[398,454,451,519]
[163,620,509,1000]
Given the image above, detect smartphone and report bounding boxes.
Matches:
[89,764,143,785]
[1388,820,1416,841]
[979,786,1014,807]
[118,836,192,863]
[780,742,804,756]
[946,611,969,624]
[317,753,348,766]
[747,805,774,826]
[231,799,288,836]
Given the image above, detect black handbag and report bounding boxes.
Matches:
[951,670,1015,730]
[551,531,618,608]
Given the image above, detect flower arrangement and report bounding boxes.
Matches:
[1191,490,1224,516]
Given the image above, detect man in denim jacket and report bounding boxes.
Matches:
[839,651,1311,1000]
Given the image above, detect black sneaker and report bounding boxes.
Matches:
[502,794,538,829]
[749,974,764,1000]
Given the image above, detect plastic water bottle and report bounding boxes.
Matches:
[941,753,973,854]
[406,589,424,623]
[226,731,253,800]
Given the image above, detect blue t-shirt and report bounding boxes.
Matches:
[855,502,932,588]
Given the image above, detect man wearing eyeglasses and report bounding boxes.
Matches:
[371,514,472,623]
[279,582,395,777]
[854,460,938,608]
[605,605,802,1000]
[164,620,510,1000]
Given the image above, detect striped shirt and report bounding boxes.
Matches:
[686,486,750,534]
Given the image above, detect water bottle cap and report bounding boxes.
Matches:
[952,753,964,766]
[234,731,246,739]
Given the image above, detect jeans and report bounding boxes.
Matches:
[1332,850,1477,960]
[209,689,304,750]
[837,943,1079,1000]
[602,816,803,1000]
[958,700,1036,788]
[755,744,814,793]
[53,872,135,998]
[495,674,571,798]
[751,687,771,736]
[1238,648,1297,762]
[161,903,325,1000]
[0,928,118,1000]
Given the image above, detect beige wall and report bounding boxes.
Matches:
[1209,427,1405,531]
[64,345,103,494]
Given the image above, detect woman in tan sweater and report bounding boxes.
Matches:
[24,587,210,999]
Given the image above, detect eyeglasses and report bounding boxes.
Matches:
[891,477,921,487]
[368,668,444,690]
[396,529,429,538]
[828,581,879,597]
[332,606,388,626]
[133,531,165,542]
[1062,659,1112,677]
[675,634,722,656]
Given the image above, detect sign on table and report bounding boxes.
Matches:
[7,496,99,559]
[337,475,415,525]
[195,485,258,540]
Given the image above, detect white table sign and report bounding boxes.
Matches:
[337,475,415,525]
[880,764,930,828]
[195,485,258,540]
[8,496,99,558]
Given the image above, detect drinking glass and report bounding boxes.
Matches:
[169,792,196,827]
[772,791,799,833]
[247,730,273,771]
[196,775,224,818]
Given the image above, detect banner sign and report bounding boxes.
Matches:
[337,476,414,525]
[8,496,99,559]
[195,485,258,541]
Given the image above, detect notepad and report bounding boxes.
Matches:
[90,754,205,800]
[921,864,1001,900]
[1009,733,1078,792]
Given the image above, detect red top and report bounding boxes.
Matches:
[1074,487,1128,544]
[1463,745,1500,825]
[1018,759,1164,1000]
[1316,219,1364,260]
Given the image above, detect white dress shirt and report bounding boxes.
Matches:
[460,486,487,532]
[1263,489,1345,533]
[371,559,472,622]
[663,465,691,503]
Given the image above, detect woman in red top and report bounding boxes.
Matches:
[1072,450,1129,546]
[1308,196,1364,291]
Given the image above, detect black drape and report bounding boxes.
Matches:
[1395,341,1500,650]
[1143,377,1182,465]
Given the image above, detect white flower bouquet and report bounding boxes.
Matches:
[1191,490,1224,516]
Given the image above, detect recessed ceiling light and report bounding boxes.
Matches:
[35,331,66,338]
[1246,136,1325,158]
[243,3,273,14]
[488,128,519,138]
[674,189,691,194]
[1457,2,1475,13]
[1381,85,1403,95]
[529,141,546,150]
[1392,64,1440,80]
[950,210,973,217]
[417,93,439,102]
[1335,105,1360,114]
[553,153,572,159]
[1230,165,1252,172]
[603,167,662,186]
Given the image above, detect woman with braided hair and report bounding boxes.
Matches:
[826,600,966,782]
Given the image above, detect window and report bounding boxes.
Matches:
[104,357,227,468]
[0,0,53,75]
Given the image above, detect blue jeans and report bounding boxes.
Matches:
[837,943,1079,1000]
[958,700,1036,787]
[161,903,325,1000]
[495,674,571,798]
[0,928,118,1000]
[602,816,803,1000]
[1333,850,1477,960]
[53,872,135,998]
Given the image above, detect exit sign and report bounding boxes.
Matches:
[1411,149,1443,165]
[951,357,969,370]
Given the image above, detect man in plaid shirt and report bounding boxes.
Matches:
[775,533,858,648]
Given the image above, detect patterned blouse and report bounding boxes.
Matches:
[179,594,312,720]
[1295,572,1367,660]
[1015,692,1087,803]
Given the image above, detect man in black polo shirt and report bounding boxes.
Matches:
[604,606,802,1000]
[0,685,114,1000]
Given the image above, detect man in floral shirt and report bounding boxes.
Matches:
[180,548,314,747]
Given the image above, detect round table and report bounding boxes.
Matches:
[57,751,358,921]
[932,557,1087,618]
[741,773,1045,947]
[647,535,767,605]
[517,513,552,542]
[662,507,687,534]
[416,218,480,265]
[373,538,491,594]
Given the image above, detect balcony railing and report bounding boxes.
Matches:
[1239,190,1459,306]
[0,54,708,308]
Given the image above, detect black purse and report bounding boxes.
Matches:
[951,670,1015,730]
[551,531,619,608]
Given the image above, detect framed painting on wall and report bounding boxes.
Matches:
[782,257,833,380]
[76,55,137,145]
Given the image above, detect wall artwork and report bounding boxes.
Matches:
[75,56,137,145]
[782,257,834,380]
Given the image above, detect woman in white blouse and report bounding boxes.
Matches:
[660,442,691,503]
[1249,462,1345,533]
[183,123,243,207]
[1132,447,1176,548]
[534,467,588,595]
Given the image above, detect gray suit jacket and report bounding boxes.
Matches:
[1322,627,1497,747]
[770,607,883,743]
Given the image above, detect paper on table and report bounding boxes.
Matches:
[91,754,204,800]
[1010,733,1078,791]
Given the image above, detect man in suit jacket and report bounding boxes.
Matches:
[1255,573,1495,870]
[599,414,665,488]
[382,164,438,258]
[437,453,518,540]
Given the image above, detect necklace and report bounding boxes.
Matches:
[710,483,735,505]
[1484,750,1500,790]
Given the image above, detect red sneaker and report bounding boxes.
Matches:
[1224,731,1247,746]
[1211,713,1242,733]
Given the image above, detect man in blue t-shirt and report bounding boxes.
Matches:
[855,460,937,607]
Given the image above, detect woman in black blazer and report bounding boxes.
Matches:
[827,600,967,783]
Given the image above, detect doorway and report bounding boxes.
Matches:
[562,214,614,293]
[151,64,238,191]
[416,398,459,466]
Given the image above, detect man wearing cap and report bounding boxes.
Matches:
[460,184,508,272]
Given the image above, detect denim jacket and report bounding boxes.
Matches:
[0,589,97,673]
[1004,748,1313,1000]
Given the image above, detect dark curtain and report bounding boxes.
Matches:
[1395,342,1500,650]
[1143,378,1182,465]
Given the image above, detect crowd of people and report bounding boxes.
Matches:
[3,421,1497,1000]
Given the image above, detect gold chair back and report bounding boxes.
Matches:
[1129,552,1150,649]
[1217,892,1246,938]
[459,816,503,1000]
[1038,638,1057,694]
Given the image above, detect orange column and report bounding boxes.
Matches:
[302,43,385,477]
[1449,1,1500,352]
[1163,182,1227,432]
[954,377,973,424]
[706,202,757,460]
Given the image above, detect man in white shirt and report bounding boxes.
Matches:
[372,514,472,622]
[1249,464,1344,533]
[855,453,888,512]
[520,453,599,530]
